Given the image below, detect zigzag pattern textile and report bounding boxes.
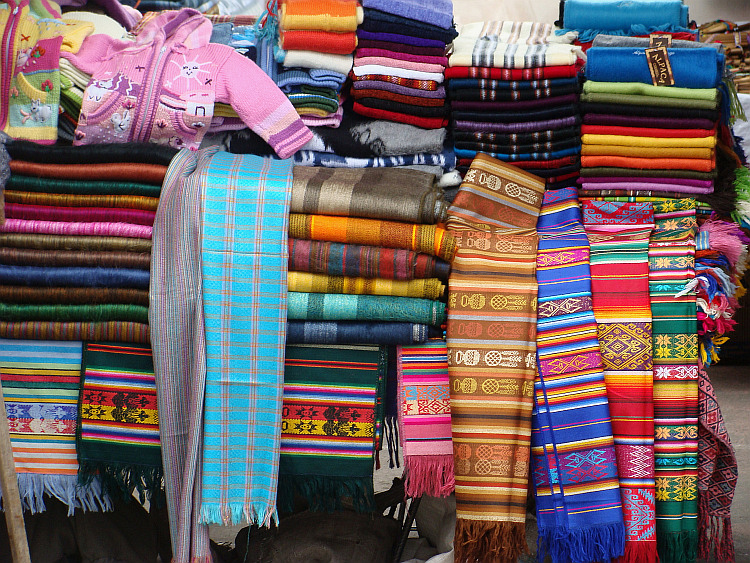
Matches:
[531,187,625,563]
[582,199,658,563]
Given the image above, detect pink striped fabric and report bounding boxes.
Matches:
[0,219,152,239]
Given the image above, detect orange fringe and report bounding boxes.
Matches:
[453,519,528,563]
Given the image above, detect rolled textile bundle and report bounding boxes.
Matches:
[0,286,150,306]
[0,248,150,269]
[0,233,153,252]
[0,321,150,343]
[6,175,162,197]
[293,150,453,173]
[287,320,437,344]
[0,218,152,239]
[580,93,718,110]
[291,165,447,224]
[0,302,149,323]
[559,0,690,39]
[4,190,160,212]
[4,140,178,166]
[288,213,456,261]
[583,80,720,102]
[4,203,156,226]
[287,271,445,299]
[0,264,151,289]
[288,238,450,280]
[8,161,168,185]
[585,47,724,89]
[278,0,363,32]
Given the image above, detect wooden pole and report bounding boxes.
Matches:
[0,386,31,563]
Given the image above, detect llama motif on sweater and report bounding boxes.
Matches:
[63,8,312,156]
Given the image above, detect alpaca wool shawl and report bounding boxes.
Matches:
[531,187,625,563]
[290,166,447,224]
[560,0,688,33]
[582,200,658,563]
[446,153,544,563]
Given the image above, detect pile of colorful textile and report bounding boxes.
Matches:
[700,20,750,94]
[349,0,456,129]
[446,21,584,188]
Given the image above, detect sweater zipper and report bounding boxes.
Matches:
[0,3,19,130]
[133,45,169,143]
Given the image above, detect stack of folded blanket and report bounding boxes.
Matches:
[276,0,362,127]
[286,165,454,345]
[349,0,457,129]
[446,21,584,188]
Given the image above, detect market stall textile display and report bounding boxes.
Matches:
[445,153,544,563]
[582,200,658,563]
[531,188,625,563]
[78,341,162,502]
[397,340,454,498]
[279,343,385,512]
[0,338,110,514]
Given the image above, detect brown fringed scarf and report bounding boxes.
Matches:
[446,153,544,562]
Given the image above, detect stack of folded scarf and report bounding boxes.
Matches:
[0,141,175,343]
[275,0,362,127]
[349,0,457,129]
[286,165,454,345]
[446,21,584,189]
[700,20,750,94]
[578,36,729,204]
[555,0,694,45]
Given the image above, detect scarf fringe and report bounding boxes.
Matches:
[657,529,698,563]
[199,501,278,528]
[0,473,112,516]
[537,520,626,563]
[698,494,736,562]
[403,454,454,498]
[614,540,660,563]
[384,415,399,469]
[277,474,375,514]
[454,518,528,563]
[78,459,164,505]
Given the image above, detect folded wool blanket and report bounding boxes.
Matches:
[351,80,446,99]
[454,145,581,162]
[581,92,718,110]
[0,219,152,239]
[352,103,449,129]
[0,233,152,253]
[0,264,150,289]
[592,34,720,50]
[581,155,715,172]
[276,68,348,92]
[294,150,455,171]
[444,64,579,80]
[287,320,436,344]
[360,8,458,43]
[280,29,357,55]
[289,213,455,261]
[581,104,720,123]
[352,64,444,83]
[355,48,449,66]
[454,136,581,156]
[282,50,354,74]
[287,271,445,299]
[4,190,159,212]
[579,166,717,181]
[0,321,149,343]
[448,76,580,92]
[5,203,156,226]
[287,292,446,325]
[583,80,719,102]
[450,21,581,68]
[356,29,448,49]
[5,140,178,166]
[448,83,580,102]
[356,40,447,58]
[449,92,580,112]
[559,0,690,39]
[453,126,581,145]
[581,124,717,139]
[361,0,453,30]
[278,0,363,32]
[454,115,581,133]
[6,175,162,197]
[8,161,168,185]
[452,104,579,124]
[77,342,162,502]
[351,88,447,107]
[0,285,150,306]
[0,302,149,323]
[397,341,454,498]
[582,112,718,132]
[290,165,446,223]
[582,134,716,149]
[288,238,449,280]
[354,56,446,74]
[581,144,715,160]
[585,47,724,89]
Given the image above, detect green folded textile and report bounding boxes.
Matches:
[0,303,149,323]
[579,167,718,180]
[583,80,719,101]
[8,175,162,197]
[581,92,718,110]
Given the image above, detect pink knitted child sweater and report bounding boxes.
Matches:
[62,8,312,157]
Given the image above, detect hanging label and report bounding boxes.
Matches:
[649,34,673,48]
[645,46,675,86]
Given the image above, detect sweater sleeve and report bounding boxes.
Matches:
[216,50,312,160]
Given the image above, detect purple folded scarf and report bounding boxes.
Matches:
[357,29,447,48]
[352,79,447,98]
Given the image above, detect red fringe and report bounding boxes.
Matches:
[698,493,735,562]
[403,454,454,498]
[454,519,528,563]
[614,540,660,563]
